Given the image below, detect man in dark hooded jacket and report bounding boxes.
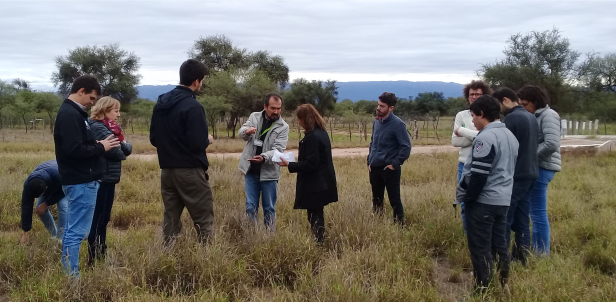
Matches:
[150,59,214,245]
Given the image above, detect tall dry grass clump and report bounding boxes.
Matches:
[1,149,616,301]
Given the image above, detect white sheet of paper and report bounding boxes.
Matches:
[272,150,296,163]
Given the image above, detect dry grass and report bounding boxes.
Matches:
[1,148,616,301]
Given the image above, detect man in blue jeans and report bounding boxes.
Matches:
[54,75,119,276]
[493,88,539,265]
[20,160,68,244]
[238,93,289,231]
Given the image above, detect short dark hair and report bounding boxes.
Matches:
[463,80,492,101]
[264,93,282,107]
[517,85,550,109]
[492,87,519,103]
[179,59,208,86]
[26,177,47,197]
[69,75,101,95]
[469,95,501,122]
[378,92,397,107]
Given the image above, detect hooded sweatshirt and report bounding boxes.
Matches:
[149,86,211,169]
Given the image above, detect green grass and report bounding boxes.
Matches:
[1,149,616,301]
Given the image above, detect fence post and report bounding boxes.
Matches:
[568,120,572,135]
[595,119,599,135]
[561,119,567,138]
[582,122,586,135]
[575,121,579,135]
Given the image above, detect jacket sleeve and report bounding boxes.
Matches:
[537,111,561,161]
[462,138,496,204]
[61,114,105,158]
[150,111,157,147]
[261,125,289,163]
[452,112,473,147]
[20,185,34,232]
[185,104,210,152]
[288,135,320,174]
[457,126,479,140]
[90,121,126,161]
[121,142,133,156]
[238,115,256,142]
[392,122,411,169]
[367,120,375,166]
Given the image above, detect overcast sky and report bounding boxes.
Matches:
[0,0,614,90]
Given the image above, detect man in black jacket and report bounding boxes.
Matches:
[54,75,119,276]
[493,87,539,266]
[150,59,214,245]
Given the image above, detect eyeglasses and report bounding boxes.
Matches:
[469,93,483,97]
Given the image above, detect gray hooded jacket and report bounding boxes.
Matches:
[535,106,561,172]
[238,111,289,181]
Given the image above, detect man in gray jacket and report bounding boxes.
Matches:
[238,93,289,230]
[456,95,518,295]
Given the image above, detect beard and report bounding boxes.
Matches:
[376,109,389,117]
[267,113,279,120]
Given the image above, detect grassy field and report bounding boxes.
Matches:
[1,146,616,301]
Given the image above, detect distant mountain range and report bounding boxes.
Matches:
[137,81,464,102]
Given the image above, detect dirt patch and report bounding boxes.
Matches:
[434,257,472,301]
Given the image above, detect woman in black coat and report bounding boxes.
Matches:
[87,97,132,265]
[278,104,338,244]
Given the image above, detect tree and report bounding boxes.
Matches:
[0,79,17,129]
[479,28,580,111]
[11,90,37,133]
[203,69,277,138]
[284,78,338,115]
[11,78,31,91]
[52,43,141,104]
[189,34,290,88]
[36,92,62,133]
[414,92,447,116]
[578,52,616,92]
[198,95,232,138]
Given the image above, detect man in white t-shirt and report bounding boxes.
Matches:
[452,80,492,232]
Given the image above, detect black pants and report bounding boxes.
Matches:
[88,183,116,264]
[506,179,535,266]
[307,208,325,244]
[369,167,404,224]
[465,202,510,293]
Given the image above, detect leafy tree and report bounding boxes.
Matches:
[578,52,616,92]
[203,69,277,138]
[11,78,31,91]
[444,96,468,115]
[414,92,447,116]
[189,34,289,88]
[11,90,37,133]
[36,92,62,133]
[334,99,355,115]
[198,95,232,138]
[354,100,378,115]
[52,43,141,104]
[479,28,580,112]
[284,78,338,115]
[0,79,17,129]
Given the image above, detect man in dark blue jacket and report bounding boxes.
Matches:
[367,92,412,225]
[20,160,67,244]
[54,75,119,276]
[493,87,539,266]
[150,59,214,245]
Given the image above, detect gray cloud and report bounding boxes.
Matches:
[0,0,614,88]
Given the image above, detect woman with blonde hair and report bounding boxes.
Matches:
[87,96,132,265]
[278,104,338,244]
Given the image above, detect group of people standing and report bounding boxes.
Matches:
[453,80,561,294]
[19,58,561,295]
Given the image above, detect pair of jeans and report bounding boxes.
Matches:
[369,166,404,224]
[307,207,325,244]
[36,195,68,239]
[529,168,555,255]
[457,162,466,232]
[161,168,214,244]
[505,179,534,265]
[61,181,100,276]
[465,202,510,293]
[244,172,278,230]
[88,183,116,265]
